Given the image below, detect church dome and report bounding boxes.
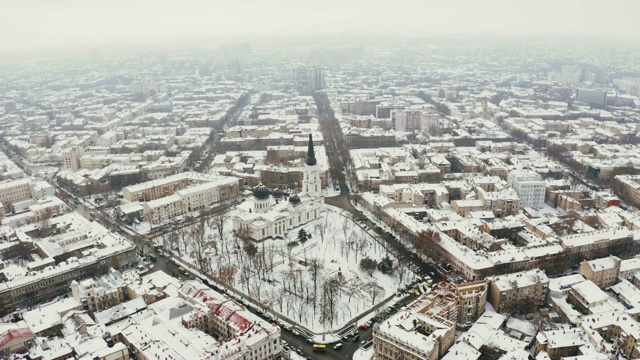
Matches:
[288,194,301,204]
[272,189,284,198]
[253,183,270,200]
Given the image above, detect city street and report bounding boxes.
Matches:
[314,92,443,284]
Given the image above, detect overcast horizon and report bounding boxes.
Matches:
[2,0,640,53]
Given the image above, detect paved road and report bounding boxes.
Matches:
[277,292,419,360]
[313,93,443,284]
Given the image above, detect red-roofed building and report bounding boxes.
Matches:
[0,328,35,357]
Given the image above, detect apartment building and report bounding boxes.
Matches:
[535,328,588,359]
[454,280,489,325]
[70,269,128,313]
[560,227,633,260]
[487,269,549,313]
[122,172,198,202]
[0,178,33,210]
[408,281,488,327]
[581,311,640,360]
[477,188,521,217]
[579,255,621,288]
[373,311,455,360]
[0,327,35,358]
[62,147,82,171]
[614,175,640,207]
[619,256,640,281]
[123,172,236,202]
[142,176,239,224]
[177,281,282,359]
[507,170,546,208]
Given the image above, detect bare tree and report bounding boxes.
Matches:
[394,260,407,286]
[177,227,190,256]
[369,282,383,305]
[239,264,251,292]
[320,276,341,328]
[275,282,286,312]
[315,217,327,244]
[264,245,276,274]
[414,228,441,258]
[190,219,210,271]
[218,265,238,286]
[252,272,264,302]
[307,258,324,311]
[341,216,350,243]
[207,212,226,251]
[165,229,179,255]
[354,234,368,263]
[293,296,309,323]
[285,293,295,315]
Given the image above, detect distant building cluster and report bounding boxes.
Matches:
[1,39,640,360]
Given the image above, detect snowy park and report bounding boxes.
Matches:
[157,204,415,332]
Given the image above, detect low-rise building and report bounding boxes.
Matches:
[0,327,35,358]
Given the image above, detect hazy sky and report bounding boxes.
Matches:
[2,0,639,51]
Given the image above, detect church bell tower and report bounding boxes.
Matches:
[302,134,321,197]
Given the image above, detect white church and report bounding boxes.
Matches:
[232,134,325,241]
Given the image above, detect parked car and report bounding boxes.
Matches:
[358,324,368,330]
[334,343,343,350]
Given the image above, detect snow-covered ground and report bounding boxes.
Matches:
[352,346,374,360]
[159,204,415,333]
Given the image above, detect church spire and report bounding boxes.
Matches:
[306,133,317,166]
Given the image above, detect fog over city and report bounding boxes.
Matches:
[3,1,640,360]
[2,0,640,52]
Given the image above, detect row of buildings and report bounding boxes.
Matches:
[121,172,240,224]
[2,269,282,360]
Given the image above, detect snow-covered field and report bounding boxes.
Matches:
[158,204,414,332]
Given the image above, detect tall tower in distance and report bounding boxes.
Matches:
[302,134,321,198]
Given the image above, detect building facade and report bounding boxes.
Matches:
[487,269,550,313]
[142,177,239,224]
[232,134,324,241]
[373,311,455,360]
[507,170,546,208]
[579,255,621,288]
